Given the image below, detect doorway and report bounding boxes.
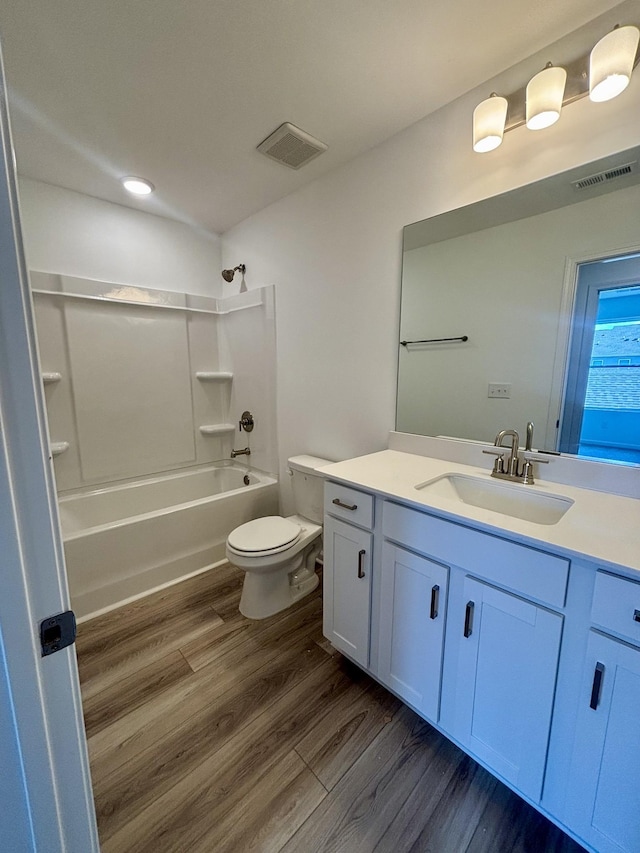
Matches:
[559,254,640,463]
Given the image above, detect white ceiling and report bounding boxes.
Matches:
[0,0,624,233]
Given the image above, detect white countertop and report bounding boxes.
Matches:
[320,450,640,576]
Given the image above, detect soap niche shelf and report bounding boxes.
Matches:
[196,371,233,382]
[199,424,235,436]
[42,372,62,384]
[50,441,69,457]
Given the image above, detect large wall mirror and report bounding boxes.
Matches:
[397,145,640,467]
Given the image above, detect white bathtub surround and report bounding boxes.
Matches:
[32,273,278,490]
[60,461,278,620]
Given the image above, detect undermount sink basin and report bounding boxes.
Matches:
[415,473,574,525]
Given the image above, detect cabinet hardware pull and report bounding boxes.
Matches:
[634,609,640,623]
[357,549,366,578]
[590,662,605,710]
[332,498,358,511]
[430,585,440,620]
[463,601,474,638]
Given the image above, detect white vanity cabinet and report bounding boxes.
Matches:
[380,498,568,803]
[377,542,448,722]
[321,448,640,853]
[565,571,640,853]
[449,577,563,801]
[323,482,374,668]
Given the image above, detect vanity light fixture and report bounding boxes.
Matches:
[473,94,508,153]
[590,25,640,102]
[473,22,640,152]
[526,64,567,130]
[121,176,155,196]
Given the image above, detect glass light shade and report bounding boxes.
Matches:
[121,176,155,195]
[526,66,567,130]
[472,95,508,153]
[589,25,640,102]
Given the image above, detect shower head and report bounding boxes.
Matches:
[221,264,246,282]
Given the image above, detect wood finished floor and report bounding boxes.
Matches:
[76,565,586,853]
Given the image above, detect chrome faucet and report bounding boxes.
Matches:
[231,447,251,458]
[494,429,521,477]
[525,420,534,452]
[483,422,548,484]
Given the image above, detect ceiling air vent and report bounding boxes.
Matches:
[572,161,637,190]
[257,122,328,170]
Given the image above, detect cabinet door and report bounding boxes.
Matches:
[323,516,372,668]
[566,631,640,853]
[378,543,448,722]
[451,577,563,802]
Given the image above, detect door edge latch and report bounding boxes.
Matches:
[40,610,76,657]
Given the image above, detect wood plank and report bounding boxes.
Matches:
[76,566,582,853]
[281,704,448,853]
[82,649,192,739]
[76,562,242,649]
[93,636,329,841]
[100,655,375,853]
[294,677,401,790]
[373,736,474,852]
[308,624,340,657]
[382,751,498,853]
[88,619,313,775]
[465,777,586,853]
[191,750,327,853]
[86,593,325,774]
[78,602,223,700]
[180,589,323,671]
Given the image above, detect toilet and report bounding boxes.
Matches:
[226,455,332,619]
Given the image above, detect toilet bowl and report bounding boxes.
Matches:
[225,455,331,619]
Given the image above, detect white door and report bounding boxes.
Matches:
[378,543,448,722]
[0,55,99,851]
[450,577,563,802]
[323,516,372,667]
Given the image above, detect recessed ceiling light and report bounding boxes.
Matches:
[121,176,155,196]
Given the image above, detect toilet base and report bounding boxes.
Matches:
[239,562,319,620]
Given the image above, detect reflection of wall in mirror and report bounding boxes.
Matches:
[397,182,640,450]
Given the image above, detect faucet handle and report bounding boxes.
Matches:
[483,448,506,474]
[521,453,549,464]
[520,453,549,485]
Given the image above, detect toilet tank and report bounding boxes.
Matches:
[288,455,333,524]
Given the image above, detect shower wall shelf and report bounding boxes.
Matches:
[50,441,70,457]
[42,372,62,384]
[195,371,233,381]
[199,424,236,436]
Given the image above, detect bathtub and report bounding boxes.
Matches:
[59,462,278,620]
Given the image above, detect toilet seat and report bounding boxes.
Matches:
[227,516,302,557]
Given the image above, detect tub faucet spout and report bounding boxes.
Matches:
[231,447,251,458]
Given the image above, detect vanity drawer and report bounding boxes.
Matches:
[591,571,640,646]
[325,481,374,530]
[383,501,569,608]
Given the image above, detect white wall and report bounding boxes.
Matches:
[222,21,640,512]
[18,179,222,296]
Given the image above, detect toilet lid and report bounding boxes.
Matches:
[227,516,301,553]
